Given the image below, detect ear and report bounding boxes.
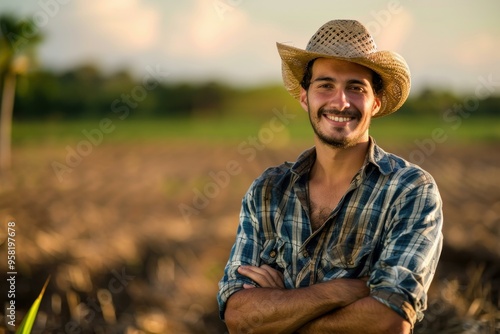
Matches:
[299,87,309,112]
[371,95,382,116]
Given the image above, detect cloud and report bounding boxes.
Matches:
[36,0,164,74]
[455,32,500,67]
[162,0,295,84]
[370,8,414,52]
[74,0,160,51]
[166,0,248,58]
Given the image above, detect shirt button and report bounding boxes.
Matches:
[347,258,354,265]
[270,250,277,258]
[302,250,309,258]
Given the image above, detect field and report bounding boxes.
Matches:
[1,117,499,333]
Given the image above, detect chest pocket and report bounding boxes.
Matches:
[318,223,376,281]
[259,180,294,269]
[259,237,286,269]
[259,237,295,287]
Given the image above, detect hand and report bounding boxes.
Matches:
[238,264,285,289]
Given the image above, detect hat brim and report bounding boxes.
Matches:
[277,42,411,118]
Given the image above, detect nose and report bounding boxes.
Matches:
[328,88,350,111]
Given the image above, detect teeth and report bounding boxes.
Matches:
[326,115,352,122]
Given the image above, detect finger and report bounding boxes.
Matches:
[238,265,273,287]
[243,283,256,289]
[260,264,285,288]
[238,265,285,289]
[238,265,275,288]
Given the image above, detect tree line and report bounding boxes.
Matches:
[10,65,500,121]
[12,64,231,120]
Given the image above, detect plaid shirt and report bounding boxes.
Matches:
[217,139,443,326]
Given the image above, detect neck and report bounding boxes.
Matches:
[311,137,370,185]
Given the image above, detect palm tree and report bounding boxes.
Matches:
[0,15,42,174]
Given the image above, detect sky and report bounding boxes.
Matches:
[1,0,500,95]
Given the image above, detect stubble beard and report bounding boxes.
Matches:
[308,106,368,149]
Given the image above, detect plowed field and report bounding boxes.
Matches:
[1,140,499,333]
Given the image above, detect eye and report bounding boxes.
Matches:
[348,85,365,93]
[318,83,334,89]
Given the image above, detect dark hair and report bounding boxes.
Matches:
[300,58,317,91]
[300,58,384,96]
[371,71,383,96]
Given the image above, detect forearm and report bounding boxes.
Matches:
[225,279,369,334]
[225,286,331,334]
[296,296,411,334]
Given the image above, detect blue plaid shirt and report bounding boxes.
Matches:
[217,139,443,326]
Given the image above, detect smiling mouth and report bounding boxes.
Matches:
[324,114,354,122]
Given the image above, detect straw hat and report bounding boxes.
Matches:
[277,19,411,117]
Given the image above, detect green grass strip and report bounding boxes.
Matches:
[11,115,500,146]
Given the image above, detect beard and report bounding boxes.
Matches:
[308,106,368,149]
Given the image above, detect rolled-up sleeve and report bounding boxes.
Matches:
[369,174,443,326]
[217,190,263,320]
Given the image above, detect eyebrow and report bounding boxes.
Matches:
[312,76,369,86]
[312,76,336,83]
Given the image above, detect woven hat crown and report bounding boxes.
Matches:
[307,20,377,58]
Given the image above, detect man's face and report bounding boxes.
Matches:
[299,58,381,149]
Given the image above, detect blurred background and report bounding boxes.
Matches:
[0,1,499,333]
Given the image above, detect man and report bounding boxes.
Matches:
[217,19,443,333]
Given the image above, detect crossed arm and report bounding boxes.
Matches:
[224,265,411,334]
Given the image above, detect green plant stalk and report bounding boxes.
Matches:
[15,276,50,334]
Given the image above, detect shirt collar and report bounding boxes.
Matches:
[290,137,394,178]
[367,137,394,176]
[290,146,316,178]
